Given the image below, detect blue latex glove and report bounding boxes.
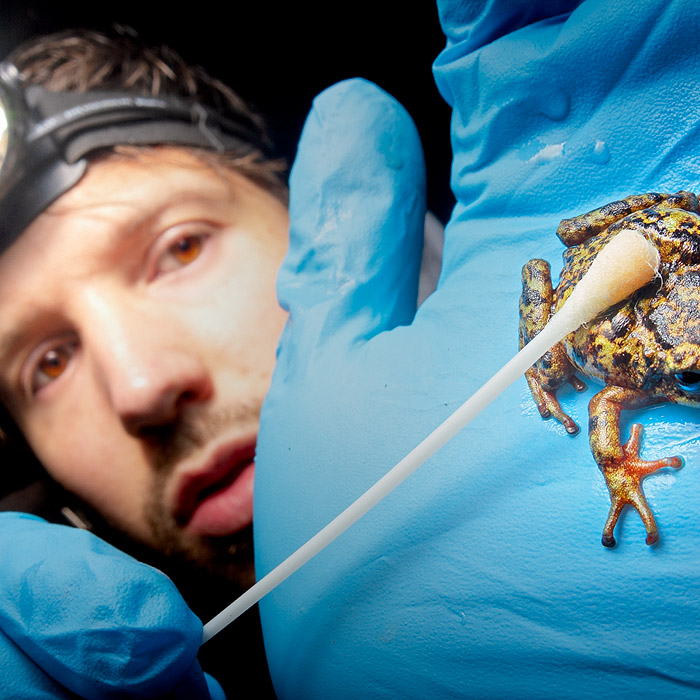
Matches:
[254,0,700,698]
[0,512,224,700]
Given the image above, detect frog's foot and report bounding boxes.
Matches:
[600,423,683,547]
[525,368,584,434]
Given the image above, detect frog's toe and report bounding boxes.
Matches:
[599,424,681,546]
[563,418,580,435]
[602,499,624,548]
[601,492,659,548]
[601,533,616,548]
[571,376,587,392]
[651,455,683,473]
[526,373,580,433]
[547,405,579,434]
[541,403,579,434]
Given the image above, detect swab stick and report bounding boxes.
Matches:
[201,228,659,644]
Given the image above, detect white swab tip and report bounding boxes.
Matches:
[559,228,660,329]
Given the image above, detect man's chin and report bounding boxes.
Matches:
[147,519,257,591]
[178,527,256,589]
[92,508,256,593]
[148,526,256,620]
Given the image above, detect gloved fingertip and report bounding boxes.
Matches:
[308,77,391,121]
[172,661,224,700]
[279,78,427,350]
[0,511,46,525]
[297,77,422,179]
[0,513,206,698]
[204,672,227,700]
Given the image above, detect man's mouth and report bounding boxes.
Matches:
[173,438,256,537]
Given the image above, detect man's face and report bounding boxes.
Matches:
[0,148,288,587]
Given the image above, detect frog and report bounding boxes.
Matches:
[519,190,700,547]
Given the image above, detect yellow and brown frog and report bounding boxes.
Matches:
[519,191,700,547]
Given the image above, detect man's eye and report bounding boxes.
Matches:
[31,342,77,393]
[171,235,204,264]
[156,233,207,275]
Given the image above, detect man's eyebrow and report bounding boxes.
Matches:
[46,198,161,246]
[0,302,52,362]
[0,322,33,388]
[52,188,229,245]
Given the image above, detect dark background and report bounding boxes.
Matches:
[2,1,455,222]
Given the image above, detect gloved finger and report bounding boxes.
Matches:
[203,673,226,700]
[0,513,208,700]
[0,586,221,700]
[173,664,226,700]
[435,0,576,62]
[277,78,426,364]
[0,627,76,699]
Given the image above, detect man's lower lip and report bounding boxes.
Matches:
[184,461,255,537]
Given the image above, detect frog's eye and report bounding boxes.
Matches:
[674,371,700,392]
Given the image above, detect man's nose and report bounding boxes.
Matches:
[107,349,213,436]
[81,297,213,436]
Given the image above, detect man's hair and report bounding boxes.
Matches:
[8,27,288,202]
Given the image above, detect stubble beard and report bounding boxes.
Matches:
[143,400,263,592]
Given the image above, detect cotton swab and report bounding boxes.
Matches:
[201,228,660,644]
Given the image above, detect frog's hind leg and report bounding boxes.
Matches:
[602,424,683,547]
[556,192,697,247]
[588,389,683,547]
[519,259,585,434]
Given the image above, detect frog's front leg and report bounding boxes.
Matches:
[519,259,585,434]
[588,386,683,547]
[556,191,698,247]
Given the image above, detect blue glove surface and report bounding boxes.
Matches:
[0,512,224,700]
[255,1,700,698]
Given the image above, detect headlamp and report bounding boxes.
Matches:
[0,61,267,254]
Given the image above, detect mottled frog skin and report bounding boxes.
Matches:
[519,191,700,547]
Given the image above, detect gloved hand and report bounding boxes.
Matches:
[0,512,224,700]
[254,1,700,699]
